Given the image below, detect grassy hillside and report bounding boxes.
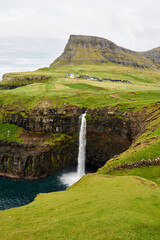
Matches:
[1,61,160,239]
[0,174,160,240]
[1,63,160,111]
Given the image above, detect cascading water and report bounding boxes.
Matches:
[59,112,87,187]
[77,112,86,178]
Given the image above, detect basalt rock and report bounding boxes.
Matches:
[0,106,141,180]
[2,75,49,82]
[113,158,160,171]
[0,75,50,89]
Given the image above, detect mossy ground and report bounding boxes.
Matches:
[0,174,160,240]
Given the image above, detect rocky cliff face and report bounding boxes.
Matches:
[0,140,78,180]
[2,75,49,82]
[50,35,159,68]
[0,106,142,180]
[0,75,50,89]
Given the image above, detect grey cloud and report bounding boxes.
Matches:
[0,0,159,79]
[0,37,66,79]
[0,0,159,50]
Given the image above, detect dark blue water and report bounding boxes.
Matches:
[0,166,76,211]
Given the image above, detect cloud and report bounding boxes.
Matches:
[0,0,160,79]
[0,0,159,50]
[0,37,65,80]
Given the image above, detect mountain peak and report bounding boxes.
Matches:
[50,35,159,68]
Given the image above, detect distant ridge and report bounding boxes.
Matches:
[140,47,160,68]
[50,35,160,68]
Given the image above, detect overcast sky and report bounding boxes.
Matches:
[0,0,160,79]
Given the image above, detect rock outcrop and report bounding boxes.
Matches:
[113,158,160,171]
[0,75,50,89]
[2,75,49,82]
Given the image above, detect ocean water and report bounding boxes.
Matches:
[0,164,97,210]
[0,166,74,211]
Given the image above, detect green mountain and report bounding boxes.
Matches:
[50,35,160,68]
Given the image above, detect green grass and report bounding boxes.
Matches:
[1,63,160,110]
[0,174,160,240]
[0,123,22,143]
[64,83,107,92]
[103,166,160,185]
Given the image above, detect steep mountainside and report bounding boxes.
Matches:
[50,35,160,68]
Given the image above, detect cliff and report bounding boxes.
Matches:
[0,106,139,180]
[50,35,160,68]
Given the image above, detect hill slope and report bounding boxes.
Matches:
[50,35,159,68]
[0,174,160,240]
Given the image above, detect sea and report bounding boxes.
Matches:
[0,166,74,210]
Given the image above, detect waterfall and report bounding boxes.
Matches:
[77,112,86,178]
[59,112,87,187]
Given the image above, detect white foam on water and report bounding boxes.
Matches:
[59,172,80,187]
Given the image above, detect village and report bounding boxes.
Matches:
[65,74,131,84]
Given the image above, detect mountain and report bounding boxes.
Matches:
[50,35,160,69]
[140,47,160,68]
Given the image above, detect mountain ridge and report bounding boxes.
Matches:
[50,35,160,68]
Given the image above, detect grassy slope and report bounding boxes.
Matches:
[1,63,160,239]
[0,174,160,240]
[100,166,160,185]
[0,63,160,111]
